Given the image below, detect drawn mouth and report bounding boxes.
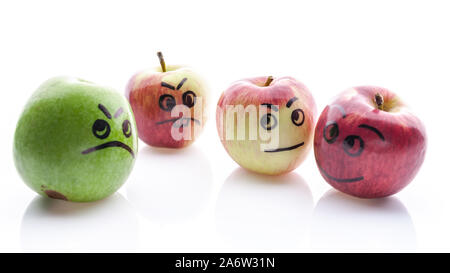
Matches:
[81,141,134,158]
[264,142,304,153]
[156,117,201,128]
[318,165,364,183]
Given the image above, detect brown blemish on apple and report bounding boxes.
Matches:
[44,190,68,201]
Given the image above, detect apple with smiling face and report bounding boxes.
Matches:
[125,52,208,148]
[314,86,427,198]
[216,76,317,175]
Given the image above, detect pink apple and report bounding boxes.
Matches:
[125,52,208,148]
[217,76,317,175]
[314,86,427,198]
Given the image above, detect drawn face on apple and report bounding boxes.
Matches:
[317,104,386,183]
[259,96,308,153]
[156,77,201,129]
[44,102,137,201]
[126,67,208,148]
[81,103,135,158]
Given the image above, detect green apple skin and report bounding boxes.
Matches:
[13,76,138,202]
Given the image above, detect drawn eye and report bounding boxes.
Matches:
[122,119,132,138]
[92,119,110,139]
[182,91,196,108]
[291,109,305,126]
[260,113,278,131]
[323,121,339,144]
[159,94,176,111]
[343,135,364,157]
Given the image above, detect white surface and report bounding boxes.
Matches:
[0,0,449,252]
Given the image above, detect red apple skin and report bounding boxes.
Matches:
[217,76,317,175]
[314,86,427,198]
[126,66,208,148]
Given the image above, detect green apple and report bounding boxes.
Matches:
[13,76,138,202]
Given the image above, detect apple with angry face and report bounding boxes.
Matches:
[216,76,317,175]
[125,52,209,148]
[314,86,427,198]
[14,76,138,202]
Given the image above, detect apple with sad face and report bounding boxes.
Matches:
[126,52,208,148]
[314,86,427,198]
[14,76,138,202]
[217,76,317,175]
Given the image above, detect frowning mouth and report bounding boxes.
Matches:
[81,141,134,158]
[156,117,201,127]
[318,165,363,183]
[264,142,304,153]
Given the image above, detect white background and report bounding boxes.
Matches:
[0,0,449,252]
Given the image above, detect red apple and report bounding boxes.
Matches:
[217,76,317,175]
[125,52,208,148]
[314,86,427,198]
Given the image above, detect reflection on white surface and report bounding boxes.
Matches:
[126,145,213,224]
[311,190,416,252]
[21,193,139,252]
[215,168,313,250]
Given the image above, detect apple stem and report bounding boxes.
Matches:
[375,93,384,110]
[264,76,274,86]
[157,51,166,72]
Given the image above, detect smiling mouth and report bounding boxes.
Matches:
[156,117,201,127]
[81,141,134,158]
[318,165,364,183]
[264,142,304,153]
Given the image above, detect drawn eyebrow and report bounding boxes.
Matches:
[98,104,112,119]
[114,107,123,118]
[358,124,385,141]
[286,97,298,108]
[261,103,279,112]
[176,78,188,90]
[161,82,175,90]
[329,104,347,118]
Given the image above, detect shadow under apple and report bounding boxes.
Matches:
[126,144,213,224]
[215,168,313,251]
[21,193,139,252]
[310,189,416,252]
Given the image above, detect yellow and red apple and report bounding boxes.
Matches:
[126,52,208,148]
[314,86,427,198]
[216,76,317,175]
